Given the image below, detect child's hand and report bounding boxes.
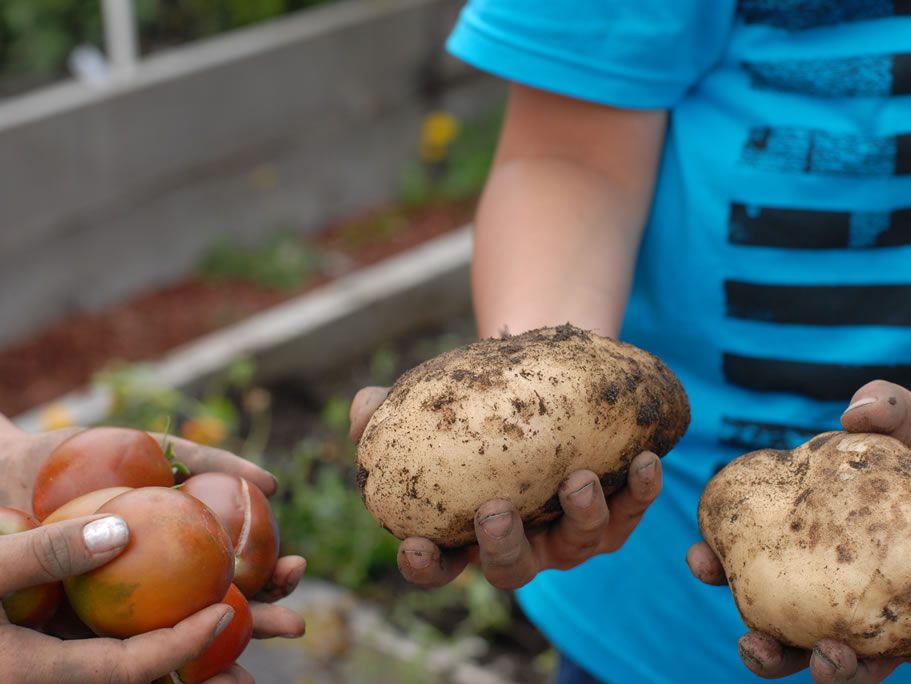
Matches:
[350,386,662,590]
[687,381,911,683]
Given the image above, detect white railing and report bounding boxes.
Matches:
[101,0,139,76]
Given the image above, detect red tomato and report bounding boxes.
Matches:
[181,473,279,597]
[40,488,131,639]
[42,487,133,524]
[64,487,234,638]
[176,584,253,683]
[0,507,61,628]
[44,597,95,640]
[33,428,174,520]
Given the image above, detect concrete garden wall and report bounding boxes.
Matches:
[0,0,500,346]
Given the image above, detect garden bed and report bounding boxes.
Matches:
[0,198,473,418]
[0,0,501,347]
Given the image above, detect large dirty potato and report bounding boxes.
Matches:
[699,431,911,657]
[356,324,690,547]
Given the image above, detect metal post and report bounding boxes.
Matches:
[101,0,139,76]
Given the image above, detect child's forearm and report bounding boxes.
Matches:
[0,412,17,436]
[473,156,652,340]
[471,85,665,341]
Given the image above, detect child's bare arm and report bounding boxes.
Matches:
[350,85,670,590]
[473,83,666,339]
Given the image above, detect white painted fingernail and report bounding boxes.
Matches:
[843,397,877,415]
[214,607,235,638]
[83,516,129,553]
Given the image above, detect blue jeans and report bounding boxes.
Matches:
[555,654,605,684]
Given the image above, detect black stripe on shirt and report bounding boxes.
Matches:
[725,281,911,326]
[722,353,911,400]
[728,203,911,249]
[742,127,910,176]
[739,0,911,30]
[719,416,829,450]
[744,54,911,97]
[893,53,911,94]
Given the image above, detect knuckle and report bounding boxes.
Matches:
[29,526,74,579]
[483,545,524,569]
[571,539,601,557]
[487,569,533,591]
[103,650,137,684]
[624,510,646,525]
[568,510,608,535]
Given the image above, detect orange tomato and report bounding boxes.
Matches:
[42,487,133,524]
[33,428,174,520]
[64,487,233,637]
[0,507,61,628]
[176,584,253,683]
[181,473,279,597]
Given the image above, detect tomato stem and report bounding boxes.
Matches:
[158,419,191,480]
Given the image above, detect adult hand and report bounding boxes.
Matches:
[0,512,237,683]
[687,381,911,682]
[350,386,662,590]
[0,419,306,680]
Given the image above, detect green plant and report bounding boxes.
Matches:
[93,357,253,446]
[399,109,502,207]
[328,210,410,252]
[198,233,323,290]
[273,435,400,589]
[390,568,512,641]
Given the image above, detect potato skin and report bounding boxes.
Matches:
[699,431,911,657]
[357,324,690,547]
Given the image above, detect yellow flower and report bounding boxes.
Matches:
[420,111,460,163]
[249,164,279,192]
[39,403,75,431]
[180,416,228,446]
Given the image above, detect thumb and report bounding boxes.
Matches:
[349,386,390,444]
[841,380,911,447]
[0,514,128,595]
[685,540,727,586]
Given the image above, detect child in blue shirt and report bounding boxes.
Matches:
[351,2,911,681]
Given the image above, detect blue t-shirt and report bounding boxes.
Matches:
[448,2,911,682]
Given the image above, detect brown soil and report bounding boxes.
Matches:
[0,200,474,417]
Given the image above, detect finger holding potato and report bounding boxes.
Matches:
[351,324,688,589]
[687,381,911,682]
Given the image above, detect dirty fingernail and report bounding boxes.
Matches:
[83,516,129,553]
[843,397,877,414]
[288,564,306,585]
[480,511,513,538]
[738,644,762,671]
[813,646,837,673]
[403,549,432,569]
[637,456,657,477]
[569,482,595,508]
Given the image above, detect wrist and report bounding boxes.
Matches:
[0,412,18,435]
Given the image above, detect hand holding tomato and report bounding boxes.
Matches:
[0,511,238,683]
[0,417,307,681]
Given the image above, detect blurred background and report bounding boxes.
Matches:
[0,1,554,682]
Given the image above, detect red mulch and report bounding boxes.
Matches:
[0,200,474,417]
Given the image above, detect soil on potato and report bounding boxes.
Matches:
[0,200,474,417]
[257,316,552,684]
